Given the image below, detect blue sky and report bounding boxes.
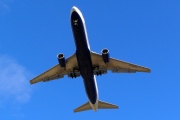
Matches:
[0,0,180,119]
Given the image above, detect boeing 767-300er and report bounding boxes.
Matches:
[30,6,151,112]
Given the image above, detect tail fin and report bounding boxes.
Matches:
[74,100,118,112]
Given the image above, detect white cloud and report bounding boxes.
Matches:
[0,55,32,104]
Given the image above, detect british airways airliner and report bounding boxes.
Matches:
[30,6,151,112]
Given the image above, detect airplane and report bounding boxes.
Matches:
[30,6,151,113]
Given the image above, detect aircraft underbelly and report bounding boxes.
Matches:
[71,11,97,104]
[76,49,97,104]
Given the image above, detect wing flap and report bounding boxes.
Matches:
[42,73,65,82]
[111,68,136,73]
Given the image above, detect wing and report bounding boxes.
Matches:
[90,51,150,75]
[30,53,80,84]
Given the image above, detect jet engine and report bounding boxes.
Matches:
[57,53,66,67]
[102,48,110,63]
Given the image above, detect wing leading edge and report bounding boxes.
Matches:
[30,53,79,84]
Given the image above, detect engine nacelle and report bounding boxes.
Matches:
[57,53,66,67]
[102,48,110,63]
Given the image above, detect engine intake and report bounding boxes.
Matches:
[57,53,66,67]
[102,48,110,63]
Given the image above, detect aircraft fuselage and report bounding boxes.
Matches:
[70,7,98,109]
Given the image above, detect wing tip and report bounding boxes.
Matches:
[29,80,34,84]
[29,80,37,84]
[146,68,151,73]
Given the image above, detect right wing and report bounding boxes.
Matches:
[30,53,80,84]
[90,51,150,75]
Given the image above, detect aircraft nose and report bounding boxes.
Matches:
[70,6,85,25]
[71,6,78,14]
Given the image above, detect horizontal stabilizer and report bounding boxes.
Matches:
[74,101,92,112]
[74,100,118,112]
[98,100,118,109]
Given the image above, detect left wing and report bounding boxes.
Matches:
[30,53,80,84]
[90,51,150,75]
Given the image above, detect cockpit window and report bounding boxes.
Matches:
[73,19,78,23]
[73,19,78,25]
